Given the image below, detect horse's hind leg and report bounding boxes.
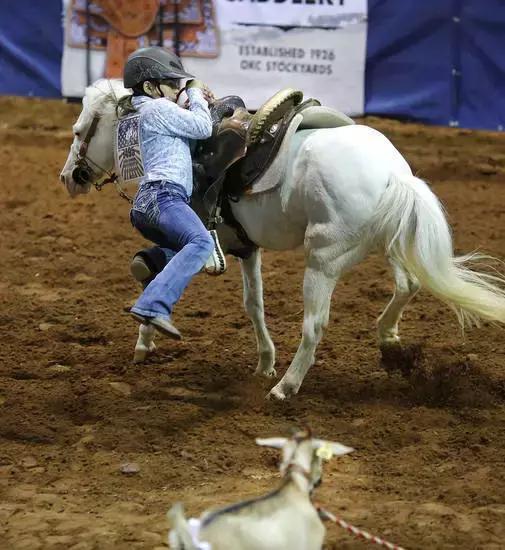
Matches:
[269,244,365,400]
[377,258,419,347]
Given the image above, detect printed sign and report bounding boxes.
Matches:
[217,0,366,29]
[62,0,367,114]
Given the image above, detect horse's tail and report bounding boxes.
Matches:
[369,173,505,327]
[167,503,198,550]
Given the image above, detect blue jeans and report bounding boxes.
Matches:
[130,181,214,320]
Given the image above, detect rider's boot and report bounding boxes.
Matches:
[130,232,227,286]
[131,311,182,340]
[130,246,167,289]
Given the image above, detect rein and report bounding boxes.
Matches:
[80,115,99,153]
[94,175,134,205]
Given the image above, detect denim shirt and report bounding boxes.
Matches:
[132,88,212,197]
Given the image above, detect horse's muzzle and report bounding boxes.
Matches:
[72,165,93,186]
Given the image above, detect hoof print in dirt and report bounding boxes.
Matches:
[380,342,424,377]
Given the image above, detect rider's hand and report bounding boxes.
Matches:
[185,79,206,90]
[186,80,215,104]
[202,87,215,104]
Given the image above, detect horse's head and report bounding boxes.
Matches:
[60,79,129,197]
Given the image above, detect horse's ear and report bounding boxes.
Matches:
[255,437,287,449]
[312,439,354,458]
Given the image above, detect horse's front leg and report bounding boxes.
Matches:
[240,249,276,377]
[269,243,364,400]
[133,323,157,363]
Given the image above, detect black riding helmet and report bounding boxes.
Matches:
[123,46,194,89]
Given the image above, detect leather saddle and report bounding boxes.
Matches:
[67,0,219,79]
[194,88,355,204]
[191,88,355,253]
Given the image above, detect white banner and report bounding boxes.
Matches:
[62,0,367,114]
[217,0,367,29]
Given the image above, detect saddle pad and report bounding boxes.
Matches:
[298,105,355,130]
[243,107,353,196]
[114,114,144,186]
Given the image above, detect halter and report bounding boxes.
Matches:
[72,115,133,204]
[281,430,319,493]
[285,463,313,484]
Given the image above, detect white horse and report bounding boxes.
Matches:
[60,79,505,400]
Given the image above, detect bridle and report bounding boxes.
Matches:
[72,114,134,203]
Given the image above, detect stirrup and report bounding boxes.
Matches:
[204,230,226,276]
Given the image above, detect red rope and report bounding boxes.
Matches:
[317,506,406,550]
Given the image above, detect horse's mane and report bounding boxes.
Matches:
[84,79,130,117]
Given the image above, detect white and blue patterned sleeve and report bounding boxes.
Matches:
[151,89,213,139]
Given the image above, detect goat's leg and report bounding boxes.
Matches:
[269,245,364,400]
[133,323,156,364]
[377,258,419,347]
[240,248,276,377]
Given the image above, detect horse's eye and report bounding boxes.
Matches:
[75,132,81,138]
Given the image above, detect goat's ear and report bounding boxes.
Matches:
[255,437,287,449]
[313,439,354,458]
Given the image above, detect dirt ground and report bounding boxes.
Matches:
[0,95,504,550]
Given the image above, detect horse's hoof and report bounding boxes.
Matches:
[133,343,156,364]
[255,365,277,378]
[267,384,289,400]
[133,348,148,364]
[378,334,401,349]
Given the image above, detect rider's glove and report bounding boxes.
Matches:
[185,79,206,90]
[186,80,215,103]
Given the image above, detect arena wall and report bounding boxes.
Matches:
[0,0,503,130]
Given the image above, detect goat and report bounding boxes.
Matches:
[168,429,353,550]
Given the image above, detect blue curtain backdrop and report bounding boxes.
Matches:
[0,1,504,130]
[458,1,505,130]
[0,0,63,97]
[365,1,455,126]
[366,0,505,130]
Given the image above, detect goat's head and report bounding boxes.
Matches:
[256,428,353,492]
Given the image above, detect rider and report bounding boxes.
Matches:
[123,46,219,340]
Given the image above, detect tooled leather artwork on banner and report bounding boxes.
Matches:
[66,0,219,79]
